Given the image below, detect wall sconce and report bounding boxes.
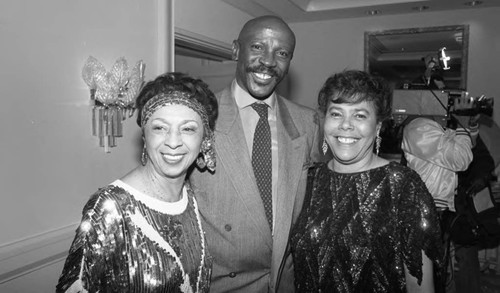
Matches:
[82,56,145,152]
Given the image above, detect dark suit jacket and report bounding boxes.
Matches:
[190,86,324,292]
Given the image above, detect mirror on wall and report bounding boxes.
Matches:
[365,25,469,90]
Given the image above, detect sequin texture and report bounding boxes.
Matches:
[290,162,442,292]
[56,180,211,293]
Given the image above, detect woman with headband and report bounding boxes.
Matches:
[56,72,218,293]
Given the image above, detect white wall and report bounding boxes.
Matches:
[288,7,500,124]
[0,0,162,241]
[175,55,237,93]
[175,0,251,45]
[0,0,160,291]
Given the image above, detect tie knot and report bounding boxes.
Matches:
[251,103,269,118]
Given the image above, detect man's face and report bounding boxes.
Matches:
[233,21,295,100]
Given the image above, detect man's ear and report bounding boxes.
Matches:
[232,40,239,61]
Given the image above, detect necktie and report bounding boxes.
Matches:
[251,102,273,231]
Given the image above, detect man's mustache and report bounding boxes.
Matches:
[246,65,278,77]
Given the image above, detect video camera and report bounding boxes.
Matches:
[451,95,494,117]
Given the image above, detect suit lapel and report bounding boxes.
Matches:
[275,96,305,233]
[272,97,307,281]
[216,88,273,247]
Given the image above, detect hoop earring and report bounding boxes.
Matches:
[196,136,216,172]
[375,128,382,156]
[141,144,148,166]
[322,137,328,155]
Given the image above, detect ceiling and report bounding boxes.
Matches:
[221,0,499,23]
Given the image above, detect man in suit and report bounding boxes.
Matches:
[190,15,325,292]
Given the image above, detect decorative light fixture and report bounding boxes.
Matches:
[82,56,145,152]
[439,47,451,70]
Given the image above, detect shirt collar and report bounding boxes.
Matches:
[232,79,276,110]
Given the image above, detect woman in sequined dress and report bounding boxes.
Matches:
[290,70,442,293]
[56,72,217,293]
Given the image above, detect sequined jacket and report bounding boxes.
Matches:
[56,180,211,293]
[291,162,442,292]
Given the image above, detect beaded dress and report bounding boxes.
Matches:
[290,162,442,293]
[56,180,211,293]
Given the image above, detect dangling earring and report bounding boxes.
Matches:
[322,137,328,155]
[141,144,148,166]
[197,136,216,172]
[375,128,382,156]
[196,154,206,169]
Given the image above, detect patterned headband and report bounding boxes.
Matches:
[140,91,211,134]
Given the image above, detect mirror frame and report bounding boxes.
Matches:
[364,25,469,90]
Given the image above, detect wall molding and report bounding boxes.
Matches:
[175,27,233,62]
[0,223,78,284]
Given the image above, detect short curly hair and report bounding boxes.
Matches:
[317,70,392,123]
[135,72,218,132]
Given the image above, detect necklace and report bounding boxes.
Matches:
[138,167,185,202]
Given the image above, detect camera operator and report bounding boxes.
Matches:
[401,114,477,292]
[402,114,476,211]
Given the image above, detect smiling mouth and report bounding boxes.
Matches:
[337,137,359,144]
[254,72,272,79]
[162,154,184,163]
[252,72,274,83]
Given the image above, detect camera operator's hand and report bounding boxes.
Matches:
[453,94,474,111]
[469,114,480,126]
[451,114,479,146]
[452,114,479,128]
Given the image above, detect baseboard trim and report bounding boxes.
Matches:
[0,223,78,284]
